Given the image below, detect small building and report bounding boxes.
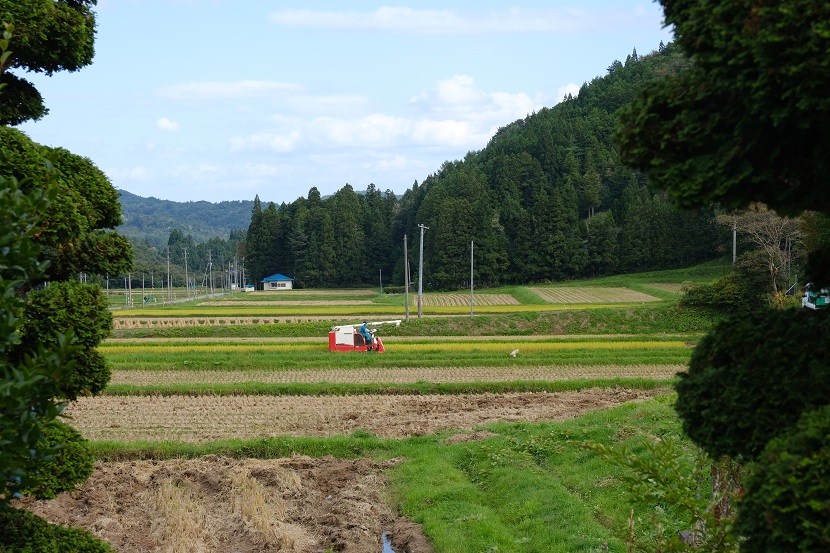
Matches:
[262,273,294,291]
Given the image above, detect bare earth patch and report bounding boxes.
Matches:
[65,388,665,443]
[19,455,433,553]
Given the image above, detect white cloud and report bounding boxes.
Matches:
[226,74,547,155]
[155,117,181,132]
[107,166,152,181]
[172,164,222,180]
[157,80,302,101]
[239,163,283,178]
[556,83,581,101]
[410,75,543,126]
[229,131,301,153]
[269,7,589,34]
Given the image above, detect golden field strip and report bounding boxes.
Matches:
[109,364,684,386]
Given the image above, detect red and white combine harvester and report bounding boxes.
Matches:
[328,320,402,353]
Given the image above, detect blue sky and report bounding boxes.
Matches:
[17,1,674,204]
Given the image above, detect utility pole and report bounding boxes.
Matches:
[404,234,410,323]
[166,246,171,301]
[417,223,428,319]
[470,240,474,318]
[183,248,189,298]
[732,220,737,265]
[379,269,383,295]
[208,250,213,295]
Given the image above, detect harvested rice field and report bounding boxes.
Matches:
[419,293,520,306]
[529,286,661,303]
[109,364,684,386]
[30,275,713,552]
[65,388,663,443]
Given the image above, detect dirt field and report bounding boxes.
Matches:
[28,388,663,552]
[20,455,433,553]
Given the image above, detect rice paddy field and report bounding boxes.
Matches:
[29,263,729,553]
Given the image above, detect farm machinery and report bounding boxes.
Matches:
[802,283,830,309]
[328,320,402,353]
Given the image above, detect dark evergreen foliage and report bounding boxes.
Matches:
[17,281,112,399]
[736,405,830,552]
[0,507,113,552]
[21,420,93,500]
[676,309,830,460]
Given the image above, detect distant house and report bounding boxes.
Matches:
[262,273,294,291]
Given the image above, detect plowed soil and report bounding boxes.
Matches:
[19,455,433,553]
[33,388,666,552]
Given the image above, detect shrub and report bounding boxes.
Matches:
[0,507,113,552]
[675,308,830,459]
[736,405,830,552]
[22,420,93,500]
[18,281,112,399]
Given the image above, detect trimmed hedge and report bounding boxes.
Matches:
[0,507,112,552]
[22,420,93,500]
[675,308,830,458]
[737,405,830,552]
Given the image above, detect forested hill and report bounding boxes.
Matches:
[244,42,723,290]
[117,190,253,247]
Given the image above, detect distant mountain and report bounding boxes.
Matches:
[117,190,254,247]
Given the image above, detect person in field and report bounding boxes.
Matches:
[359,320,372,350]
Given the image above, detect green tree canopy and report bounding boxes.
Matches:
[616,1,830,217]
[615,1,830,549]
[0,0,97,125]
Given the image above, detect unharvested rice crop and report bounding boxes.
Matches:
[529,287,660,304]
[198,300,375,306]
[418,294,519,307]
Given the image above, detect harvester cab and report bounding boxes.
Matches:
[328,320,402,353]
[802,283,830,310]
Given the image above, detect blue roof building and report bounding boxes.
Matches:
[262,273,294,290]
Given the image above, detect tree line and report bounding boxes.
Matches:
[243,43,721,290]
